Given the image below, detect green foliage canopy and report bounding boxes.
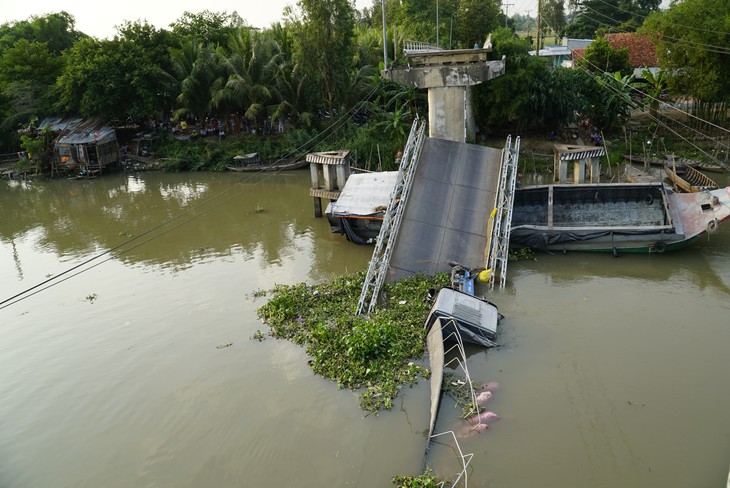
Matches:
[642,0,730,102]
[576,36,632,77]
[291,0,357,110]
[565,0,660,38]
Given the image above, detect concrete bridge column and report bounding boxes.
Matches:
[384,49,505,143]
[428,86,467,142]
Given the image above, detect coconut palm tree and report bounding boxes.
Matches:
[212,29,279,124]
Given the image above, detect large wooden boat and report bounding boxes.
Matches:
[623,154,726,173]
[510,182,730,253]
[664,163,719,193]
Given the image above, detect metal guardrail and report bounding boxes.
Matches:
[356,117,426,315]
[487,136,521,289]
[428,324,479,487]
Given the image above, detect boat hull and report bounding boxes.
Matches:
[326,215,383,244]
[225,159,306,172]
[510,183,730,253]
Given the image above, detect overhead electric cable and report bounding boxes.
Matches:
[576,56,730,136]
[574,61,729,169]
[584,0,730,36]
[1,78,386,310]
[576,7,730,54]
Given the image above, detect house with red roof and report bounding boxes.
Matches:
[571,32,660,78]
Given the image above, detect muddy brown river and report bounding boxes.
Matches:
[1,170,729,487]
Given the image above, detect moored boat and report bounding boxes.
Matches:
[325,171,398,244]
[623,154,667,166]
[667,155,726,173]
[225,155,307,172]
[664,163,719,193]
[510,182,730,253]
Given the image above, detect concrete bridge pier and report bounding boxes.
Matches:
[384,47,505,143]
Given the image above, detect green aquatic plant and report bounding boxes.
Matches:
[257,270,449,413]
[391,469,445,487]
[508,247,536,261]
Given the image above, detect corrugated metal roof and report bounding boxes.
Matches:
[328,171,398,216]
[58,127,116,145]
[554,144,605,161]
[38,116,84,132]
[306,150,350,165]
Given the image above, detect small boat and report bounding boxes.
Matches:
[667,155,726,173]
[510,182,730,253]
[325,171,398,244]
[664,163,719,193]
[225,154,307,172]
[67,168,100,180]
[623,154,667,167]
[623,154,727,173]
[624,164,662,184]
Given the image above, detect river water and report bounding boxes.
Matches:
[1,170,729,487]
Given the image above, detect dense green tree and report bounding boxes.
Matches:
[56,22,176,122]
[565,0,660,38]
[29,11,83,54]
[0,39,62,131]
[540,0,566,43]
[639,68,666,118]
[212,29,279,121]
[576,36,631,76]
[266,23,315,127]
[170,40,217,120]
[455,0,502,48]
[591,71,643,128]
[170,10,246,47]
[641,0,729,103]
[291,0,356,110]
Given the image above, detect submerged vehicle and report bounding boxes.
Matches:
[424,262,501,348]
[510,182,730,253]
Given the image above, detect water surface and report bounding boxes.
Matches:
[1,171,729,487]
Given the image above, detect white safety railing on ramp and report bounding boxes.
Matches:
[356,117,426,315]
[487,135,521,289]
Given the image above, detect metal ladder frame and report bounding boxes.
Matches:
[356,118,427,315]
[487,136,521,289]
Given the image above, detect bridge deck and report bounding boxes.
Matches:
[386,138,503,283]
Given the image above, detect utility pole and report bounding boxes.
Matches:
[381,0,388,70]
[536,0,542,54]
[502,3,514,28]
[436,0,440,47]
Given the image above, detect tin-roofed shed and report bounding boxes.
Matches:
[51,120,120,177]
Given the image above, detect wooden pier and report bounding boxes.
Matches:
[307,150,351,217]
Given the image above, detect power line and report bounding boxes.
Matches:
[577,55,730,135]
[1,79,386,310]
[574,61,729,169]
[584,0,730,36]
[576,6,730,54]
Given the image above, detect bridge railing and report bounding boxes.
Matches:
[403,40,444,54]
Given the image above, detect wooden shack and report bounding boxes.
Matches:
[46,118,120,177]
